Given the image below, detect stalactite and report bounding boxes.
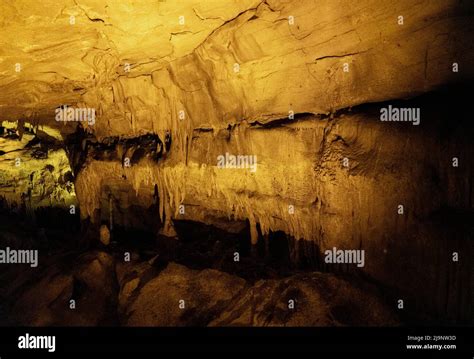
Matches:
[108,194,113,232]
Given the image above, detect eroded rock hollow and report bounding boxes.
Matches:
[0,0,473,327]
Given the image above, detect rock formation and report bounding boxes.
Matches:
[0,0,473,326]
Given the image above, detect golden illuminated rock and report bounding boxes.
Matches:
[0,0,473,325]
[99,224,110,246]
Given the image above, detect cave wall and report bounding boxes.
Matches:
[1,0,473,323]
[0,121,76,212]
[74,92,473,322]
[2,0,473,133]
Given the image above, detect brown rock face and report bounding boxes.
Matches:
[1,251,118,326]
[120,262,397,327]
[1,0,473,130]
[1,252,397,327]
[0,0,473,326]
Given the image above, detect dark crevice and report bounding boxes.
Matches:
[243,83,474,131]
[64,130,168,175]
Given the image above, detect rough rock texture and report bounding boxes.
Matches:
[118,261,397,326]
[74,95,474,323]
[209,273,397,326]
[1,0,473,325]
[1,252,397,326]
[0,251,118,326]
[1,0,473,132]
[0,121,76,210]
[120,262,247,326]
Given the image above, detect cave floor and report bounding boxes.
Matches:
[0,213,401,327]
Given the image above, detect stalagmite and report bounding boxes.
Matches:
[249,217,258,257]
[99,225,110,246]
